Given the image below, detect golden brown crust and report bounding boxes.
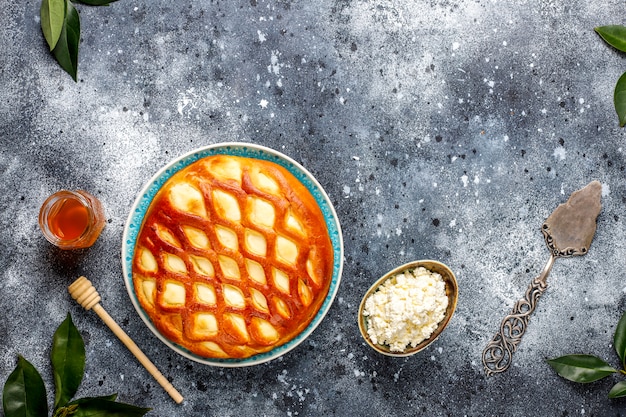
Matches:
[132,154,333,359]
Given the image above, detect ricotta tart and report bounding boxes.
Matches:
[132,154,333,359]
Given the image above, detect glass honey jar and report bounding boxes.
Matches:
[38,190,106,249]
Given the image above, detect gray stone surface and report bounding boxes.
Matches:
[3,0,626,415]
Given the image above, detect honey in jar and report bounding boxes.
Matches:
[38,190,106,249]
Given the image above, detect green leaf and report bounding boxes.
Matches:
[70,394,118,404]
[595,25,626,53]
[53,395,119,417]
[609,380,626,398]
[52,0,81,81]
[2,356,48,417]
[73,0,118,5]
[546,354,617,383]
[51,313,86,410]
[69,398,151,417]
[614,72,626,127]
[41,0,66,50]
[614,311,626,367]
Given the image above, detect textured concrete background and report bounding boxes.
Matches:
[2,0,626,415]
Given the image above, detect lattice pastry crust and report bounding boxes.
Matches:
[132,154,334,359]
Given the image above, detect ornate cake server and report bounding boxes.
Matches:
[482,181,602,376]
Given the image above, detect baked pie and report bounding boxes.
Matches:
[131,154,334,359]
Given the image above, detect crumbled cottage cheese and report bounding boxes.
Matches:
[362,266,448,352]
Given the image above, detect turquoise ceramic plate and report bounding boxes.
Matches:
[121,142,343,367]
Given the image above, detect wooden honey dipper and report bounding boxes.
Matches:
[69,276,184,404]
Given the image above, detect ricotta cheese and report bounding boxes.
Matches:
[362,266,448,352]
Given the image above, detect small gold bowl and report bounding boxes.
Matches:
[357,260,458,357]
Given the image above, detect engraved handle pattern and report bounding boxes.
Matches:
[482,275,548,376]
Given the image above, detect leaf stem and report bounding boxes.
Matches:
[53,404,78,417]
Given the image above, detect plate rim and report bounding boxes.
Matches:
[121,142,344,367]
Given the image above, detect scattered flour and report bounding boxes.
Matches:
[553,146,566,161]
[601,182,610,197]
